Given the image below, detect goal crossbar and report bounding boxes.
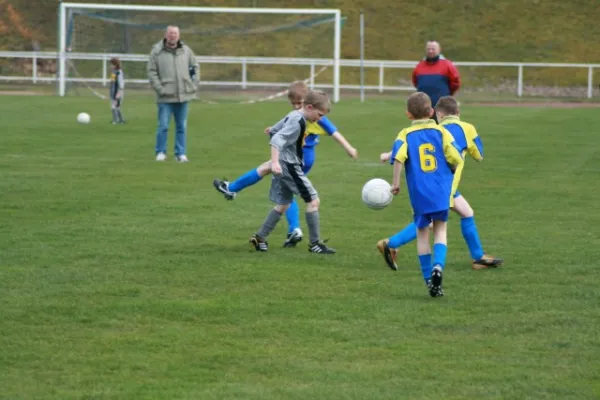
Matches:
[57,2,342,102]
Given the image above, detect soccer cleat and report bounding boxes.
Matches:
[250,235,268,252]
[377,239,398,271]
[213,179,236,200]
[156,152,167,161]
[308,240,336,254]
[283,228,304,248]
[472,254,504,270]
[428,266,444,297]
[176,155,189,163]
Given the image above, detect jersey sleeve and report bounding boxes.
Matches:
[465,124,484,161]
[317,116,337,136]
[441,128,463,168]
[391,130,408,164]
[270,113,301,151]
[268,117,286,137]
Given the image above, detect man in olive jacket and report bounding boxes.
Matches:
[148,25,197,162]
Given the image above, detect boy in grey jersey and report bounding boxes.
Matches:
[250,91,335,254]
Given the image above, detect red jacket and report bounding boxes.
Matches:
[412,56,460,106]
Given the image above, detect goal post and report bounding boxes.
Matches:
[57,2,342,102]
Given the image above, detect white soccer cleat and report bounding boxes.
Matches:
[156,152,167,161]
[176,155,189,163]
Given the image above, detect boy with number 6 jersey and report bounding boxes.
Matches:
[386,92,463,297]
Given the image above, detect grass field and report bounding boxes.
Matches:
[1,94,600,399]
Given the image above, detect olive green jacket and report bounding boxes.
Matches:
[147,39,197,103]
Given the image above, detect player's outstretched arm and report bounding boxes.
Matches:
[380,151,392,163]
[331,132,358,159]
[392,162,403,195]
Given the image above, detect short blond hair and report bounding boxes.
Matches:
[407,92,432,119]
[304,90,330,113]
[287,81,309,103]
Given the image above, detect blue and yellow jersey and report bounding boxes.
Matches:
[440,116,484,196]
[390,119,463,215]
[303,116,337,147]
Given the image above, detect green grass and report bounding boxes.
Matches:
[1,94,600,399]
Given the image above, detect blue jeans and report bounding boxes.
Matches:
[155,102,189,156]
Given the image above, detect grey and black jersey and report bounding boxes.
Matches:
[269,110,306,165]
[109,68,124,100]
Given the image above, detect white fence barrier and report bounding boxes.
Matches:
[0,51,598,98]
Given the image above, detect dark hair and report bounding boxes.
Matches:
[407,92,432,119]
[110,57,121,69]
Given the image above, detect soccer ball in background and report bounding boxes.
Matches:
[77,112,91,124]
[362,178,393,210]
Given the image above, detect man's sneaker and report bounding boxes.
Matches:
[428,266,444,297]
[156,152,167,161]
[250,235,268,252]
[283,228,303,248]
[377,239,398,271]
[213,179,236,200]
[176,155,189,163]
[308,240,336,254]
[472,254,504,270]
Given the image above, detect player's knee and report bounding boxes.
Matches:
[274,204,290,213]
[257,161,272,176]
[306,197,320,211]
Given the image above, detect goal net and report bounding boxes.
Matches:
[58,3,343,102]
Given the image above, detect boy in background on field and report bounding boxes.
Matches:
[109,57,125,124]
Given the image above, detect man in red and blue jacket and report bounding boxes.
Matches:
[412,41,461,122]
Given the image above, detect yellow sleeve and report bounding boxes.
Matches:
[465,124,484,161]
[442,129,464,168]
[392,129,408,164]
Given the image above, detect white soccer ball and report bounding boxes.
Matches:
[362,178,393,210]
[77,112,91,124]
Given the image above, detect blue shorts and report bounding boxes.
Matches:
[302,146,315,174]
[414,210,449,229]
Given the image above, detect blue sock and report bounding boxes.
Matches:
[388,222,417,249]
[433,243,448,270]
[228,168,262,193]
[461,217,484,260]
[419,254,432,283]
[285,198,301,233]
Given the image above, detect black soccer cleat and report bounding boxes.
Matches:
[283,228,303,248]
[377,239,398,271]
[213,179,236,200]
[308,240,336,254]
[428,266,444,297]
[250,234,268,252]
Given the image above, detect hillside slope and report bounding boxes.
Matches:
[2,0,599,89]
